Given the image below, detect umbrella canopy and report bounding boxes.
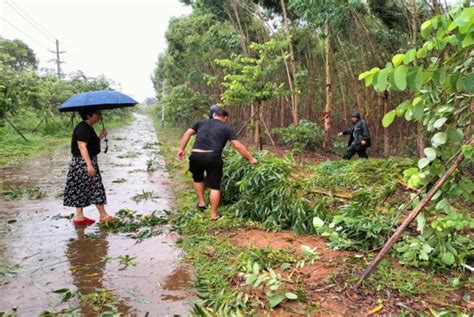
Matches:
[58,90,137,112]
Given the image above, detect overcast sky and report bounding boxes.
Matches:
[0,0,191,102]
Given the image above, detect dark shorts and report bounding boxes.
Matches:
[189,152,223,190]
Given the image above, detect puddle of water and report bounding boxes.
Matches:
[0,114,194,316]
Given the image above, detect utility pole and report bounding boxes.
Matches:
[161,81,165,128]
[49,39,65,78]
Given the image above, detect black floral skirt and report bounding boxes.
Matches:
[63,156,107,208]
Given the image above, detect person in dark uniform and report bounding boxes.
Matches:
[177,109,257,220]
[63,107,113,225]
[338,112,371,159]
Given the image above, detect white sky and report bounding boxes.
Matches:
[0,0,191,102]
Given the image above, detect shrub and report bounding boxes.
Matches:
[272,120,324,152]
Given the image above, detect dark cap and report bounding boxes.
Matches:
[351,112,361,120]
[209,104,219,119]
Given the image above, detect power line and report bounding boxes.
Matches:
[4,0,56,44]
[0,16,50,51]
[9,0,57,40]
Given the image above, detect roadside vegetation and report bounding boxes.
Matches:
[0,37,132,167]
[154,122,472,316]
[150,1,473,315]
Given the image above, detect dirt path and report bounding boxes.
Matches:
[0,113,193,316]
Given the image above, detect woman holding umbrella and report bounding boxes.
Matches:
[63,107,113,225]
[59,90,137,225]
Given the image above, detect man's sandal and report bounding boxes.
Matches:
[196,203,207,211]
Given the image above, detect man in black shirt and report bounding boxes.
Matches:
[178,109,257,220]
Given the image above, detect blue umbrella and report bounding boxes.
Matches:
[58,90,137,112]
[59,90,138,153]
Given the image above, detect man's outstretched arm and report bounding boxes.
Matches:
[230,140,257,164]
[177,128,195,160]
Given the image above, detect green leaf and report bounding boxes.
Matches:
[358,71,370,80]
[407,66,423,91]
[420,19,433,39]
[382,111,396,128]
[403,167,419,179]
[269,294,285,308]
[280,263,291,271]
[416,212,426,234]
[433,68,447,85]
[393,65,408,91]
[403,49,416,64]
[431,132,447,147]
[424,147,437,161]
[245,274,256,285]
[285,292,298,300]
[463,73,474,94]
[412,104,424,121]
[422,243,433,254]
[435,198,449,211]
[433,117,447,129]
[312,217,324,229]
[462,31,474,48]
[395,100,410,117]
[418,158,430,169]
[374,69,388,92]
[440,252,455,266]
[392,54,404,67]
[447,128,464,144]
[252,263,260,275]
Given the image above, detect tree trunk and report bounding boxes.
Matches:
[254,103,260,148]
[432,0,441,14]
[411,0,425,158]
[280,0,299,125]
[383,91,390,157]
[323,23,333,150]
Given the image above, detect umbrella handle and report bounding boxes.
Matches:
[101,117,109,154]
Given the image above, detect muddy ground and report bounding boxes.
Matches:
[0,114,194,316]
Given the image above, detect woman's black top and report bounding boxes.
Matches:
[71,121,100,157]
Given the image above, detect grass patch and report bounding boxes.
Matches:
[2,185,45,200]
[0,109,134,168]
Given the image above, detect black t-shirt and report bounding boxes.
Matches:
[71,121,101,157]
[191,119,237,154]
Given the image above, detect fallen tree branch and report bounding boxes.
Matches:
[307,189,352,200]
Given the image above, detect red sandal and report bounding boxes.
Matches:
[73,217,95,226]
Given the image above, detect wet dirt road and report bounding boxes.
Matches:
[0,113,193,316]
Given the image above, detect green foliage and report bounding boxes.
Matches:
[99,209,168,242]
[152,11,240,127]
[0,264,21,279]
[272,119,324,152]
[0,37,37,71]
[155,84,211,127]
[2,185,45,200]
[216,39,289,106]
[362,7,474,268]
[222,150,417,251]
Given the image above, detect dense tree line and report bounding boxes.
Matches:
[0,37,126,139]
[153,0,469,157]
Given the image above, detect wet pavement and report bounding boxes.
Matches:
[0,113,193,316]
